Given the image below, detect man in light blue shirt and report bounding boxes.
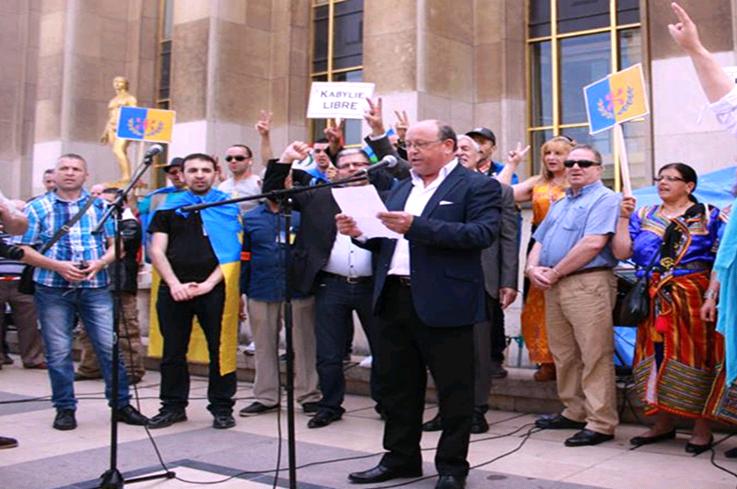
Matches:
[525,144,621,448]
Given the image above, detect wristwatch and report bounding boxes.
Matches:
[704,289,718,300]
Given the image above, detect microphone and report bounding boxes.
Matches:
[144,144,164,160]
[360,154,398,174]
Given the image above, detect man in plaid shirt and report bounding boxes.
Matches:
[16,154,148,431]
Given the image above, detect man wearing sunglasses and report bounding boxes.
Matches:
[219,144,262,214]
[526,144,621,448]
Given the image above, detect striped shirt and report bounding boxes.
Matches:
[14,190,114,288]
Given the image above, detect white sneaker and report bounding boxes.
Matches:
[244,342,256,355]
[359,356,372,368]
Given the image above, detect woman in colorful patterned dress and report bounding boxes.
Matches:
[612,163,724,454]
[501,136,574,381]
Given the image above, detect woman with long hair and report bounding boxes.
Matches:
[500,135,574,381]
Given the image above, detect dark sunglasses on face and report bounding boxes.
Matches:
[563,159,600,169]
[225,155,250,162]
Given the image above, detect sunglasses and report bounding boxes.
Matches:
[225,155,250,162]
[564,159,600,169]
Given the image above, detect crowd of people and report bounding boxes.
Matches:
[0,4,736,489]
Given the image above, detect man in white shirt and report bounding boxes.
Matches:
[337,120,501,489]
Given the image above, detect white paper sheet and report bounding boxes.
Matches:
[331,185,401,239]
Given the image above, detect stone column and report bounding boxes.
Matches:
[31,0,158,195]
[0,1,40,199]
[168,0,310,173]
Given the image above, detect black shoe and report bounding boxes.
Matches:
[348,464,422,484]
[127,374,142,385]
[436,474,466,489]
[307,409,342,429]
[239,401,279,417]
[629,428,676,447]
[535,413,586,430]
[301,402,319,415]
[3,356,13,365]
[115,405,149,426]
[422,413,442,432]
[374,404,387,420]
[0,436,18,449]
[148,410,187,429]
[74,372,102,381]
[685,435,714,455]
[470,412,489,434]
[53,409,77,431]
[489,360,508,379]
[564,429,614,447]
[213,413,236,429]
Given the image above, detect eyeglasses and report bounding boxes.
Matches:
[653,175,686,183]
[336,162,370,170]
[225,155,250,162]
[405,140,441,150]
[313,148,327,154]
[563,159,600,169]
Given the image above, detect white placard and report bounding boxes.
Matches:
[306,82,375,120]
[331,185,401,239]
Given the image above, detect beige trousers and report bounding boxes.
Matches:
[247,297,321,406]
[544,270,619,435]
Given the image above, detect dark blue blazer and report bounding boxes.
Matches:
[365,163,501,327]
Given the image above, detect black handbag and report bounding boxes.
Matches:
[618,252,659,326]
[17,197,96,295]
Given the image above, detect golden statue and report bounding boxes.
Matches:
[100,76,137,183]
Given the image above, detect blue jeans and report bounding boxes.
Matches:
[35,285,130,410]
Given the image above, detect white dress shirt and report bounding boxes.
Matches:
[387,158,459,276]
[323,232,373,278]
[710,86,737,136]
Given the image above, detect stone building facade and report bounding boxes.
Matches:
[1,0,736,199]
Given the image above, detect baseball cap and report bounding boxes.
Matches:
[466,128,496,145]
[163,157,184,173]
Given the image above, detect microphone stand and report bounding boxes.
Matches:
[182,171,369,489]
[95,151,176,489]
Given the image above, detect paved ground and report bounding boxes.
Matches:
[2,360,737,489]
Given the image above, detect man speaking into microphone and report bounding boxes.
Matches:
[337,120,501,489]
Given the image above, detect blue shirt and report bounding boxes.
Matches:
[241,203,305,301]
[533,181,620,269]
[15,190,114,288]
[490,161,519,185]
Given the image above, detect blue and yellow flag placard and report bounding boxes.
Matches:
[584,64,649,134]
[116,106,175,143]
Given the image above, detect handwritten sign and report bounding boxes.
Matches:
[307,82,375,120]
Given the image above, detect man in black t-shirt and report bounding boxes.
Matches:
[147,154,240,430]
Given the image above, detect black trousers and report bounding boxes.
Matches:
[487,294,506,363]
[157,282,236,415]
[374,278,474,477]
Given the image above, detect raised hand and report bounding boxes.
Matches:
[668,2,701,53]
[255,110,272,137]
[279,141,310,164]
[364,97,385,137]
[324,119,344,144]
[506,142,531,168]
[394,110,410,141]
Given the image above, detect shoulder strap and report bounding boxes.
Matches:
[38,196,97,255]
